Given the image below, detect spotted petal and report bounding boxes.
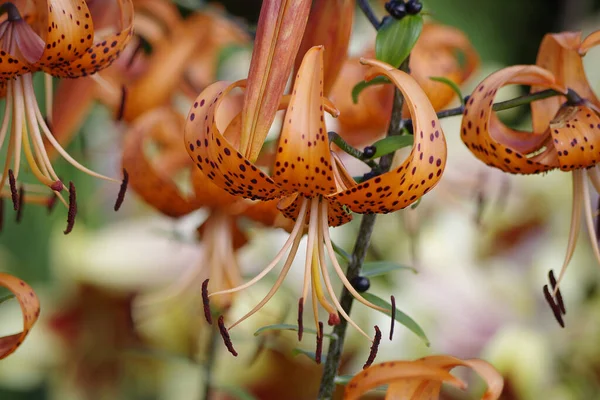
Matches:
[274,46,338,197]
[0,273,40,359]
[461,65,566,174]
[331,58,447,213]
[184,80,286,201]
[45,0,134,78]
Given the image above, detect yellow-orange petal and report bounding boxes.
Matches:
[184,80,286,201]
[273,46,337,196]
[411,23,479,111]
[0,273,40,360]
[344,360,466,400]
[0,49,32,80]
[35,0,95,68]
[240,0,311,162]
[294,0,354,96]
[580,30,600,55]
[532,31,600,130]
[122,110,200,217]
[331,58,447,214]
[45,0,134,78]
[461,65,566,174]
[548,104,600,171]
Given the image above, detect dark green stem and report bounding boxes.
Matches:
[357,0,382,30]
[202,326,219,400]
[329,131,379,170]
[317,58,410,400]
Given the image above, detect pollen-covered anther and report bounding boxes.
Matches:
[389,295,396,340]
[543,284,565,328]
[114,169,129,211]
[218,315,238,357]
[327,313,340,326]
[548,269,565,315]
[315,321,324,364]
[8,170,18,211]
[363,326,381,369]
[202,279,212,325]
[64,182,77,235]
[15,187,24,223]
[297,297,304,341]
[50,181,64,192]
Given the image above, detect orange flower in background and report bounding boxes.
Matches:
[184,46,446,344]
[0,0,133,210]
[460,30,600,325]
[331,22,479,146]
[0,273,40,359]
[344,355,504,399]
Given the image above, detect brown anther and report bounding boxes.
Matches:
[297,297,304,341]
[15,186,24,222]
[218,315,238,356]
[50,180,64,192]
[363,326,381,369]
[201,279,212,325]
[315,321,324,364]
[390,295,396,341]
[543,284,565,328]
[64,182,77,235]
[327,313,340,326]
[117,86,127,121]
[114,168,128,211]
[47,195,58,213]
[8,169,18,211]
[548,270,565,315]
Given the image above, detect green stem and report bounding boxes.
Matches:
[328,131,379,170]
[202,326,219,400]
[317,58,410,400]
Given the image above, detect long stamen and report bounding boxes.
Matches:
[302,198,320,304]
[11,78,23,180]
[554,170,584,293]
[209,198,309,298]
[588,166,600,193]
[581,175,600,267]
[44,74,52,125]
[315,321,324,364]
[297,297,304,341]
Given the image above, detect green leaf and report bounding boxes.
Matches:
[254,324,337,339]
[292,348,326,363]
[366,135,414,159]
[375,14,423,68]
[331,241,351,263]
[0,294,15,305]
[361,293,429,346]
[410,198,422,209]
[216,386,258,400]
[430,76,465,106]
[351,76,390,104]
[362,261,417,278]
[334,375,354,385]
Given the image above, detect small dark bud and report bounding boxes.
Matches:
[351,276,371,293]
[405,0,423,14]
[384,1,406,19]
[362,146,376,159]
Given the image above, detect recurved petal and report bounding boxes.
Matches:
[548,104,600,170]
[45,0,134,78]
[122,109,200,217]
[580,30,600,55]
[532,31,600,129]
[331,58,446,214]
[461,65,566,174]
[273,46,338,196]
[240,0,311,162]
[344,360,466,400]
[0,273,40,360]
[294,0,354,96]
[185,80,286,201]
[34,0,94,67]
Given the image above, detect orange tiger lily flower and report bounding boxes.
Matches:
[344,355,504,400]
[460,30,600,323]
[184,46,446,342]
[332,22,479,147]
[0,273,40,359]
[0,0,133,209]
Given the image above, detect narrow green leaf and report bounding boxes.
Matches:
[0,294,15,305]
[430,76,465,106]
[361,293,429,346]
[334,375,354,385]
[367,135,414,159]
[362,261,417,278]
[331,241,351,263]
[216,386,258,400]
[351,76,390,104]
[254,324,337,339]
[375,15,423,68]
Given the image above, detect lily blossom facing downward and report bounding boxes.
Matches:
[344,355,504,400]
[461,30,600,326]
[184,46,446,349]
